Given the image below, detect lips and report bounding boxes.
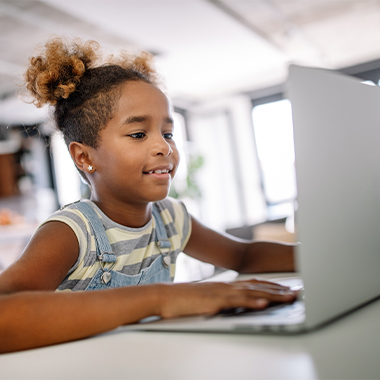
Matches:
[143,165,173,175]
[146,169,171,174]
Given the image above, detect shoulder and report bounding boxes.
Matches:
[40,202,91,239]
[45,200,91,224]
[38,200,94,265]
[154,197,190,224]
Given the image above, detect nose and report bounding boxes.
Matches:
[152,135,173,157]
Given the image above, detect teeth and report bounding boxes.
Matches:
[145,169,170,174]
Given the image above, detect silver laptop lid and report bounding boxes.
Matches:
[288,65,380,329]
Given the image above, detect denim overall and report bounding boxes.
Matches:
[73,202,172,291]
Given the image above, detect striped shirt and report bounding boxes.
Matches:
[40,198,192,292]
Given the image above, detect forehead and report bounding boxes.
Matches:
[115,80,171,114]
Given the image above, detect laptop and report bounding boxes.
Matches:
[124,64,380,334]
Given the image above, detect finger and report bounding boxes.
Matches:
[234,282,295,296]
[206,298,269,318]
[220,286,296,311]
[228,284,297,303]
[246,288,296,303]
[222,292,270,311]
[235,279,291,291]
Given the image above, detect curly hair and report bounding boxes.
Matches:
[24,37,160,149]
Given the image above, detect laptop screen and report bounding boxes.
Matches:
[288,65,380,328]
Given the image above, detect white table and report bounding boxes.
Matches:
[1,274,380,380]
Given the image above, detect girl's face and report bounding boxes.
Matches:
[88,80,180,207]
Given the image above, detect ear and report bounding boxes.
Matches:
[69,142,95,174]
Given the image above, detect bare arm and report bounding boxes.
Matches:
[0,280,296,354]
[0,217,296,354]
[0,221,79,294]
[184,216,295,273]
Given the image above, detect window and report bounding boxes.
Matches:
[51,133,82,206]
[251,98,297,220]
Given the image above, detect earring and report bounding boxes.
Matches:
[87,165,94,172]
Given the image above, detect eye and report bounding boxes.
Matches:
[128,132,146,139]
[163,132,174,140]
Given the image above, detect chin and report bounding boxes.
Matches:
[150,190,171,202]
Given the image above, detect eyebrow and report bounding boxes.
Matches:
[123,115,174,125]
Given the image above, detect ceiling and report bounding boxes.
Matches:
[1,0,380,123]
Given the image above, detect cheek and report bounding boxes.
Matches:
[173,147,180,165]
[171,150,180,178]
[94,146,131,173]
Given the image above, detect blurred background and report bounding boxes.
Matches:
[1,0,380,278]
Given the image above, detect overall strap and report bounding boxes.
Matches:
[73,202,116,263]
[152,204,171,250]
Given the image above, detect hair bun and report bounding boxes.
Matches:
[112,50,160,86]
[24,37,100,107]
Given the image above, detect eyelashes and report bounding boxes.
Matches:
[128,132,146,139]
[128,132,174,140]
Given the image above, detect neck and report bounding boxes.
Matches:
[89,197,153,228]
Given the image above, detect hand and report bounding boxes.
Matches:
[156,279,296,319]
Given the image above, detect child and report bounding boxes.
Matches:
[0,37,296,352]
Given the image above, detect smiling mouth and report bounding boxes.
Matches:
[143,168,174,177]
[144,169,172,174]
